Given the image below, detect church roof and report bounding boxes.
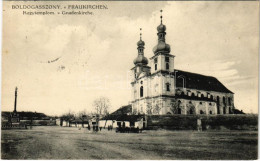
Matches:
[175,69,233,94]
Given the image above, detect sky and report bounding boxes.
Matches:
[2,1,259,116]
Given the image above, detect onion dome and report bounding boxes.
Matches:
[153,41,171,54]
[134,55,148,65]
[137,39,145,47]
[134,28,148,65]
[157,23,166,33]
[153,10,171,54]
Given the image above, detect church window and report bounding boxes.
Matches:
[223,97,226,105]
[228,97,231,106]
[165,57,169,62]
[166,83,170,91]
[200,102,202,105]
[155,64,157,71]
[154,58,158,63]
[229,107,232,114]
[217,96,220,105]
[217,96,220,114]
[181,92,185,96]
[200,110,204,114]
[140,86,143,97]
[191,93,195,97]
[189,109,193,114]
[210,95,213,100]
[177,108,181,114]
[223,106,226,114]
[201,94,204,98]
[209,103,212,106]
[209,111,212,114]
[166,63,169,70]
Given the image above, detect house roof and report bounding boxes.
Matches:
[110,105,132,115]
[175,69,233,94]
[102,114,144,122]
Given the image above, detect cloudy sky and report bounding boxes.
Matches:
[2,1,259,115]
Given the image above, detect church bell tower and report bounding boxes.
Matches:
[150,10,175,74]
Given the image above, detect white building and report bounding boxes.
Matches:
[130,13,234,115]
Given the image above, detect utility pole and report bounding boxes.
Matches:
[14,87,18,113]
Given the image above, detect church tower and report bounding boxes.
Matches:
[149,10,175,98]
[131,28,151,81]
[150,10,175,74]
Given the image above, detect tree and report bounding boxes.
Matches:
[170,100,181,114]
[153,102,161,114]
[93,97,111,115]
[61,110,75,121]
[146,102,153,115]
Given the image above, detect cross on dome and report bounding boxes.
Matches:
[160,10,163,24]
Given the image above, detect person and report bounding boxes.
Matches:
[197,118,202,132]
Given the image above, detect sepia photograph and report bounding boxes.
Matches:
[1,1,259,160]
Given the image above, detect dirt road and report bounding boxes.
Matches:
[1,126,257,159]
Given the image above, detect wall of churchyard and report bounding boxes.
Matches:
[146,114,258,131]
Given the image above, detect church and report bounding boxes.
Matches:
[130,11,235,115]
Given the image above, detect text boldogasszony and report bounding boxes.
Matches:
[12,5,108,10]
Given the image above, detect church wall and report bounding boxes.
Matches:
[176,87,234,114]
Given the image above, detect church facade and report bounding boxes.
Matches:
[130,13,235,115]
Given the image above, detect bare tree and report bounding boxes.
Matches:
[170,99,182,114]
[61,110,75,121]
[93,97,111,115]
[146,102,153,115]
[153,103,161,114]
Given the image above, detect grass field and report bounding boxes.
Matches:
[1,126,258,160]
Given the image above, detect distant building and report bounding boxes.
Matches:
[130,11,235,115]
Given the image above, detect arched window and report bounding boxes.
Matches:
[140,86,143,97]
[229,107,232,114]
[200,110,204,114]
[228,97,231,106]
[217,96,220,114]
[201,94,204,98]
[166,83,170,91]
[223,97,226,105]
[189,109,193,114]
[155,64,157,71]
[177,108,181,114]
[181,92,185,96]
[165,57,169,62]
[191,93,195,97]
[209,111,212,114]
[210,95,213,100]
[166,63,169,70]
[223,106,226,114]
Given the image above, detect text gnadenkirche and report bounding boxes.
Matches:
[12,5,108,10]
